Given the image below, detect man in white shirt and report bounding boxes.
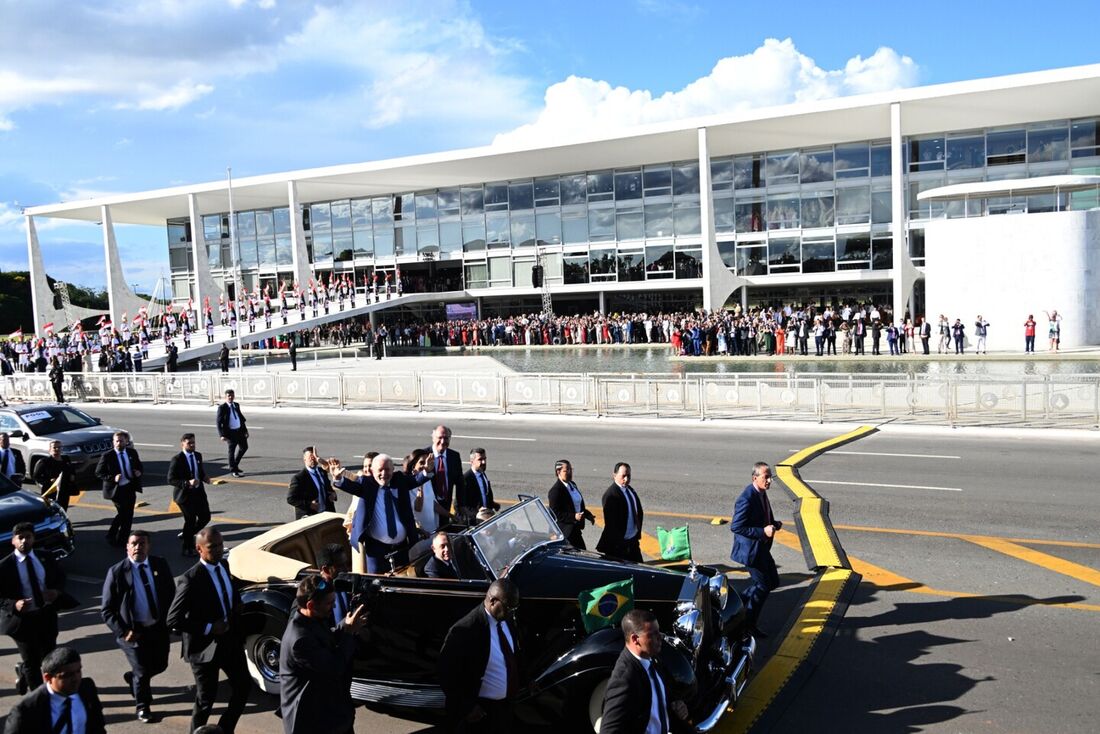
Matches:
[3,646,106,734]
[600,609,688,734]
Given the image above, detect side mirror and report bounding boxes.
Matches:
[9,431,26,440]
[94,418,102,425]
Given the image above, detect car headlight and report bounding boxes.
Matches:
[709,573,730,610]
[674,608,704,650]
[61,445,82,455]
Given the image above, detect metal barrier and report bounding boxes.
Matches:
[3,371,1098,428]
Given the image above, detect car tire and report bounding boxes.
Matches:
[585,677,610,733]
[244,631,282,695]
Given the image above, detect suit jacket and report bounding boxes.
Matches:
[423,447,462,514]
[278,609,357,734]
[597,483,644,557]
[600,648,668,734]
[2,678,106,734]
[338,472,418,548]
[30,455,77,498]
[424,555,459,580]
[166,559,244,663]
[287,467,336,518]
[0,551,66,639]
[216,401,248,438]
[456,469,499,523]
[166,450,210,505]
[0,447,26,484]
[730,483,774,568]
[95,446,144,500]
[438,605,522,721]
[100,555,175,644]
[548,479,594,544]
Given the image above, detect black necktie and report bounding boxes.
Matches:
[212,565,232,619]
[497,621,519,698]
[52,695,72,734]
[648,663,669,734]
[383,488,397,538]
[25,557,45,609]
[138,563,159,620]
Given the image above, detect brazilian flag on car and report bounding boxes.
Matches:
[656,525,692,561]
[578,578,634,634]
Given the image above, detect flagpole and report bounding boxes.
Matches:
[227,167,244,372]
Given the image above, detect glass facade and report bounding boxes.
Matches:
[168,115,1100,292]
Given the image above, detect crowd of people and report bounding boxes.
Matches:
[0,392,785,733]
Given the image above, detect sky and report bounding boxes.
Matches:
[1,0,1098,293]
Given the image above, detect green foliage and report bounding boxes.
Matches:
[0,271,108,333]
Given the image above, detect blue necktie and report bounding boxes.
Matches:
[312,470,326,511]
[383,488,397,538]
[649,663,668,734]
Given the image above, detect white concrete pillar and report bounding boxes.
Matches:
[188,193,224,315]
[288,181,311,289]
[101,205,150,328]
[698,127,743,312]
[890,103,922,321]
[25,216,45,337]
[598,290,606,314]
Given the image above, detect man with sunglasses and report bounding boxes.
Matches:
[730,462,783,638]
[439,579,522,733]
[279,574,367,734]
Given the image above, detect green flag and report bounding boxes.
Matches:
[656,525,692,561]
[578,578,634,634]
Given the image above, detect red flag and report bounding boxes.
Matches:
[96,314,108,326]
[43,322,55,333]
[8,328,22,339]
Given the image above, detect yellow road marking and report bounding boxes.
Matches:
[834,522,1100,549]
[961,535,1100,588]
[723,568,855,733]
[775,467,843,568]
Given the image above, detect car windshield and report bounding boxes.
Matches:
[19,407,97,435]
[469,498,563,578]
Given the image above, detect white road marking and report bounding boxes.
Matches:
[180,423,264,429]
[452,434,535,442]
[134,442,174,448]
[830,450,962,459]
[812,479,962,492]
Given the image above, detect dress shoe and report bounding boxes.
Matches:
[136,705,154,723]
[232,470,244,477]
[15,666,27,695]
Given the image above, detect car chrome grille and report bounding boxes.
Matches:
[83,440,111,454]
[349,679,445,709]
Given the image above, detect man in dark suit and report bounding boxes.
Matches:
[166,433,211,557]
[100,529,176,723]
[439,579,522,733]
[730,461,783,637]
[286,446,336,519]
[599,609,687,734]
[30,439,75,509]
[216,389,249,477]
[288,340,297,371]
[278,574,367,734]
[548,459,595,549]
[316,544,354,628]
[919,316,932,355]
[424,532,459,580]
[95,430,144,547]
[597,462,644,562]
[0,432,26,486]
[166,343,179,372]
[2,646,106,734]
[457,448,500,525]
[0,522,67,695]
[166,526,252,733]
[219,343,230,372]
[333,453,423,574]
[426,424,462,517]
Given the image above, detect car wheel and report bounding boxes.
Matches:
[586,677,610,733]
[244,632,282,695]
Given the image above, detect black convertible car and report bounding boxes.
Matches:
[231,498,755,732]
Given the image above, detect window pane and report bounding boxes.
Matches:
[562,213,588,244]
[203,214,223,241]
[908,137,945,171]
[485,184,509,211]
[872,237,893,269]
[835,143,869,178]
[800,193,834,228]
[417,225,439,254]
[352,229,372,259]
[440,221,462,254]
[588,208,615,241]
[393,224,414,255]
[714,197,735,233]
[330,201,351,231]
[461,186,484,215]
[870,144,892,177]
[616,210,644,241]
[674,203,700,236]
[837,233,870,262]
[1028,124,1069,162]
[394,193,414,222]
[510,213,535,248]
[416,193,437,220]
[590,248,617,279]
[277,233,294,265]
[645,244,674,276]
[464,262,488,288]
[486,211,510,247]
[372,197,393,225]
[644,202,673,238]
[561,175,587,205]
[462,222,485,252]
[513,259,534,287]
[536,211,561,245]
[872,190,892,224]
[239,240,260,268]
[255,211,274,239]
[768,237,800,273]
[909,229,925,264]
[711,159,734,189]
[717,240,736,268]
[563,254,589,284]
[766,151,799,184]
[736,199,765,233]
[675,249,702,278]
[333,230,353,262]
[437,189,460,214]
[587,172,614,202]
[800,149,834,183]
[207,243,222,268]
[508,182,533,211]
[734,154,765,189]
[237,211,257,237]
[801,239,835,273]
[489,256,511,283]
[946,136,985,169]
[534,177,559,206]
[643,166,672,196]
[617,250,646,281]
[767,194,800,229]
[736,246,767,275]
[350,200,370,231]
[672,162,700,196]
[836,186,870,225]
[987,129,1026,166]
[614,170,643,200]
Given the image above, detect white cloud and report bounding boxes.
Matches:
[116,81,215,111]
[494,38,919,148]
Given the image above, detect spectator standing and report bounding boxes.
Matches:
[1023,314,1037,353]
[1044,309,1061,351]
[47,357,64,403]
[2,646,106,734]
[219,343,230,372]
[216,389,249,477]
[937,315,951,353]
[952,319,966,354]
[919,316,932,355]
[974,316,990,355]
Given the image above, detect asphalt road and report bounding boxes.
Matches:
[1,403,1096,733]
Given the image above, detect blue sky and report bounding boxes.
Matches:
[1,0,1097,292]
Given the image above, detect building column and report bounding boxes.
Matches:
[188,194,224,314]
[101,205,150,328]
[288,181,311,289]
[25,216,46,337]
[698,127,744,312]
[890,103,921,320]
[598,290,606,314]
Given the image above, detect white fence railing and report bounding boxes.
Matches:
[4,371,1099,428]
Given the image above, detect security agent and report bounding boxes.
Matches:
[100,529,176,723]
[2,645,106,734]
[216,389,249,477]
[0,432,26,486]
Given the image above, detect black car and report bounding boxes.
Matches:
[0,473,75,560]
[232,498,755,732]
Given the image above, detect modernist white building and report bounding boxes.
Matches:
[24,63,1100,352]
